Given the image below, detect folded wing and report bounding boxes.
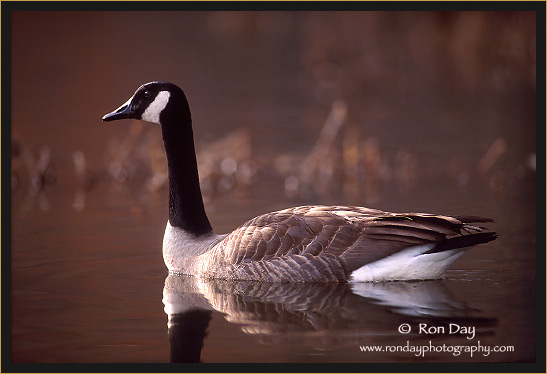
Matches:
[214,206,496,282]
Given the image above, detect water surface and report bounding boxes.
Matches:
[10,176,536,363]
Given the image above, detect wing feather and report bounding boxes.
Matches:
[215,205,494,282]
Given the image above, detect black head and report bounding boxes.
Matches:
[102,81,185,124]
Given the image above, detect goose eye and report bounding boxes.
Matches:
[144,90,152,99]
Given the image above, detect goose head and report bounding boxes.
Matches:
[102,81,188,125]
[102,81,212,236]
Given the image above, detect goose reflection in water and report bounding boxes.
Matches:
[163,275,497,363]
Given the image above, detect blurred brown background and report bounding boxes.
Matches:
[11,11,536,208]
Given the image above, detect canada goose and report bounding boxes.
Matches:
[102,81,497,282]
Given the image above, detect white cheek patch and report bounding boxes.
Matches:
[141,91,171,124]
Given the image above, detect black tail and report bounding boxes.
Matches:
[453,215,494,224]
[425,232,498,254]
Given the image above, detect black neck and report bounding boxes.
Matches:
[160,91,213,236]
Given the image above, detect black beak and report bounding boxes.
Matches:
[102,100,136,122]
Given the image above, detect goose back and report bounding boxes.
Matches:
[197,206,495,282]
